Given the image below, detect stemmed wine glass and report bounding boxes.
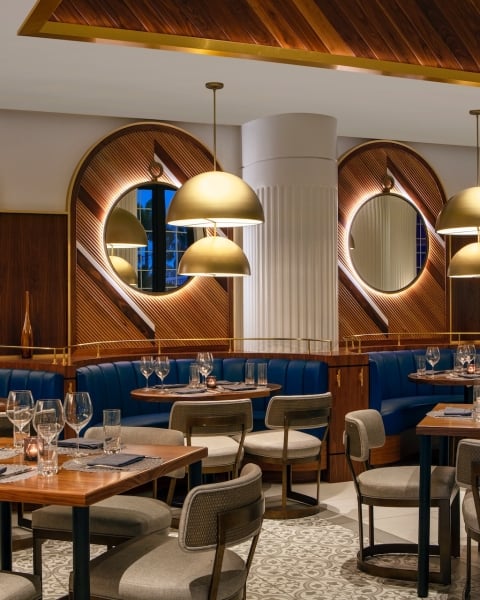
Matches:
[154,356,170,392]
[140,356,155,389]
[196,352,213,387]
[425,346,440,377]
[6,390,34,450]
[63,392,93,461]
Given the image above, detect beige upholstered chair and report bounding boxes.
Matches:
[344,409,459,584]
[455,438,480,599]
[75,463,264,600]
[242,393,332,519]
[0,571,41,600]
[32,426,185,578]
[169,399,253,485]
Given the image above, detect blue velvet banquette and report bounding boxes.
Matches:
[76,357,329,432]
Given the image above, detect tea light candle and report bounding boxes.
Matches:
[206,375,217,389]
[23,436,38,461]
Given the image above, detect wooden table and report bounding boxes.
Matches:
[408,370,480,402]
[131,382,281,403]
[416,403,479,597]
[0,440,207,600]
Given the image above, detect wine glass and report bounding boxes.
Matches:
[425,346,440,377]
[63,392,93,460]
[154,356,170,392]
[33,399,65,442]
[196,352,213,387]
[465,343,476,372]
[6,390,34,450]
[140,356,154,389]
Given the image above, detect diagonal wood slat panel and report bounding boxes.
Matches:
[71,122,232,352]
[21,0,480,85]
[338,140,447,341]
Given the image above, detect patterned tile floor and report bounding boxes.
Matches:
[12,480,478,599]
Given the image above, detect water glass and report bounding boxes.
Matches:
[103,409,121,454]
[453,352,463,373]
[245,363,255,385]
[37,437,58,476]
[189,363,200,388]
[257,362,268,387]
[415,355,426,375]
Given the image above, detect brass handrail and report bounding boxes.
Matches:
[343,332,480,353]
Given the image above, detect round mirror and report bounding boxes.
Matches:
[105,182,200,293]
[348,192,428,293]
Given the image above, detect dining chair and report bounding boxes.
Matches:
[242,393,332,519]
[169,398,253,487]
[31,425,185,578]
[344,408,460,584]
[0,571,41,600]
[75,462,264,600]
[455,437,480,599]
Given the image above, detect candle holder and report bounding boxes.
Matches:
[23,436,38,461]
[206,375,217,389]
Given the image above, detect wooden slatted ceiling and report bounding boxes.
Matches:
[20,0,480,85]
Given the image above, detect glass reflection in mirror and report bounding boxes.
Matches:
[348,192,427,293]
[106,182,195,292]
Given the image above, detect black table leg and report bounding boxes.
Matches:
[0,501,12,570]
[418,435,431,597]
[72,506,90,600]
[189,459,202,488]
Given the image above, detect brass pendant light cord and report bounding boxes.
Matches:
[472,109,480,187]
[206,82,223,172]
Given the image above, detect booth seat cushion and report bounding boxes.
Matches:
[77,358,329,432]
[368,350,463,436]
[0,369,64,400]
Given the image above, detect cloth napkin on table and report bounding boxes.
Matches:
[86,453,145,467]
[222,384,258,391]
[58,438,104,449]
[443,407,472,417]
[174,387,208,395]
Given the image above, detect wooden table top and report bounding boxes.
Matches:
[408,371,480,386]
[132,382,281,403]
[0,440,207,506]
[416,403,480,437]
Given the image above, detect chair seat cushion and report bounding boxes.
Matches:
[83,531,247,600]
[33,496,172,537]
[358,465,456,501]
[0,571,41,600]
[462,489,480,540]
[190,435,243,468]
[243,429,321,459]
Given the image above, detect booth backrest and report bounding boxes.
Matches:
[0,369,64,400]
[77,357,329,431]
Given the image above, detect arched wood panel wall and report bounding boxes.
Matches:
[69,122,232,355]
[338,141,447,342]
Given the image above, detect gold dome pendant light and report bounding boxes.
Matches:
[436,109,480,235]
[166,82,264,227]
[447,231,480,278]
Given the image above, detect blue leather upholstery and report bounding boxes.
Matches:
[77,357,329,431]
[368,350,463,436]
[0,369,64,400]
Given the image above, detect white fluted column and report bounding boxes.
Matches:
[241,114,338,350]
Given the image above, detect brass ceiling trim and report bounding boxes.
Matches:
[18,8,480,88]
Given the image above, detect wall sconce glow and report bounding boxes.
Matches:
[178,235,251,277]
[105,207,147,248]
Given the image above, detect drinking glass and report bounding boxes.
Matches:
[6,390,34,450]
[425,346,440,377]
[140,355,154,389]
[63,392,93,460]
[154,355,170,392]
[32,399,65,476]
[196,352,213,387]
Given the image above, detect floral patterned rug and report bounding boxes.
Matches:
[13,509,468,599]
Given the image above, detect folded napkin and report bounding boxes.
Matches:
[175,387,208,395]
[154,383,185,389]
[59,438,104,449]
[0,466,6,475]
[444,407,472,417]
[86,453,144,467]
[222,384,258,391]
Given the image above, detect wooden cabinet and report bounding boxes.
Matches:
[324,355,369,482]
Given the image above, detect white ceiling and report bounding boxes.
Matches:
[3,0,480,148]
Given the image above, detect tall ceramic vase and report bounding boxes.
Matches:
[21,290,34,359]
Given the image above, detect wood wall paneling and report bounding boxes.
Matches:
[0,213,68,353]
